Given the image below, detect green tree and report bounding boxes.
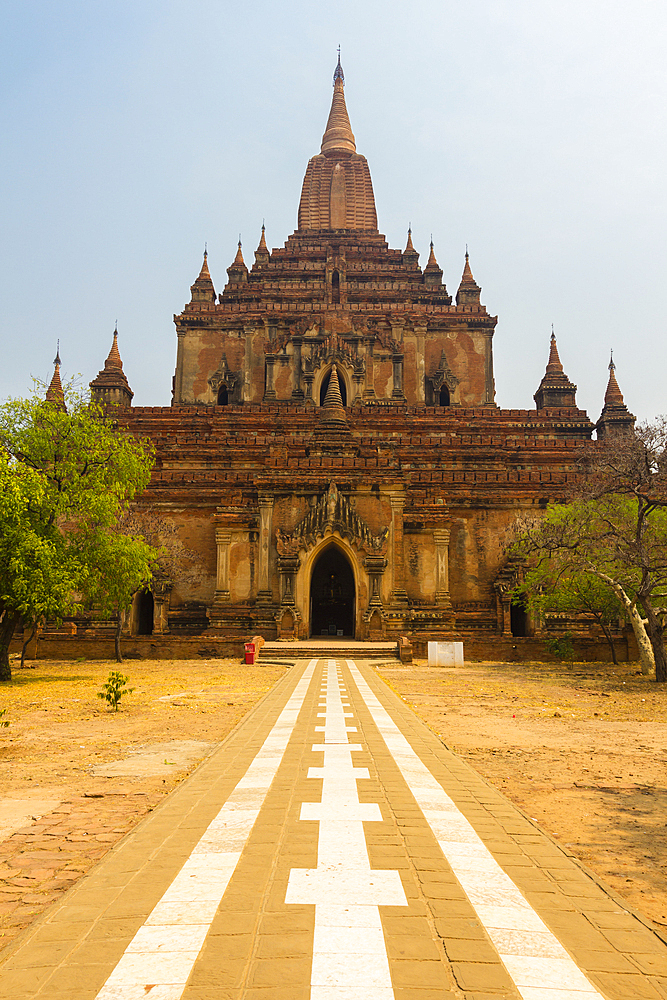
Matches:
[514,567,626,664]
[83,528,157,663]
[0,389,155,680]
[511,496,667,680]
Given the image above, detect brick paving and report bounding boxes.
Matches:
[1,657,666,999]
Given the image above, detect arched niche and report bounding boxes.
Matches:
[319,366,348,406]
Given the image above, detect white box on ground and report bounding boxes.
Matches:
[428,641,464,667]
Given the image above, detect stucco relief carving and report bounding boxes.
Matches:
[276,482,388,557]
[427,348,460,399]
[208,353,238,397]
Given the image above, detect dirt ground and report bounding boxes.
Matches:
[377,658,667,930]
[0,654,666,959]
[0,656,287,954]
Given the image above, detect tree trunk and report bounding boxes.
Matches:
[598,620,618,665]
[594,573,654,675]
[0,612,20,682]
[21,620,39,669]
[642,601,667,683]
[114,614,123,664]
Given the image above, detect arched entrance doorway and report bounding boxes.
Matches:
[310,547,355,637]
[137,590,154,635]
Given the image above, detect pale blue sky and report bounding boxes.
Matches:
[1,0,665,422]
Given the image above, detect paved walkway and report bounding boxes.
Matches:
[2,658,667,999]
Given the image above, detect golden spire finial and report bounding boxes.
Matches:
[321,53,356,156]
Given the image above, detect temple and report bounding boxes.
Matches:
[79,58,634,653]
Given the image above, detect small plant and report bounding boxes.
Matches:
[0,709,9,729]
[544,631,575,662]
[98,671,134,712]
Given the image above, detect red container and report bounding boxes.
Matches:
[244,642,255,665]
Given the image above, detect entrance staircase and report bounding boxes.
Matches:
[259,639,400,661]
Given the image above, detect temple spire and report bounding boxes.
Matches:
[254,224,269,266]
[423,238,444,288]
[90,326,134,409]
[534,329,577,410]
[190,249,216,302]
[546,326,563,374]
[604,352,624,405]
[298,58,377,231]
[596,352,635,439]
[456,250,481,306]
[46,343,66,410]
[403,226,419,268]
[226,238,248,284]
[321,54,356,157]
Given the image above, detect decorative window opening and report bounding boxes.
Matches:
[217,385,229,406]
[320,367,347,406]
[332,269,340,304]
[439,385,450,406]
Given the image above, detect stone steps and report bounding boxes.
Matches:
[259,640,399,661]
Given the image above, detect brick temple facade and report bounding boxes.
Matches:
[82,58,634,652]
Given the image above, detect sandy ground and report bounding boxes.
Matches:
[0,653,666,957]
[377,658,667,929]
[0,656,287,954]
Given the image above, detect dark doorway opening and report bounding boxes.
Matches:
[319,368,347,406]
[332,269,340,304]
[137,590,154,635]
[310,547,355,637]
[510,599,527,637]
[217,385,228,405]
[439,385,450,406]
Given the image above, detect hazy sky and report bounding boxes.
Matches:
[2,1,665,423]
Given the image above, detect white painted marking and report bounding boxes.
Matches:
[286,659,405,999]
[95,658,318,1000]
[346,661,604,1000]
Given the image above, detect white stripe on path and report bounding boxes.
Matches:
[95,658,319,1000]
[346,660,605,1000]
[286,659,406,999]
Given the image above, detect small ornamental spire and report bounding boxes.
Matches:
[254,223,270,265]
[546,326,564,374]
[604,350,625,405]
[596,351,635,439]
[534,327,577,410]
[226,237,248,284]
[425,237,439,270]
[403,225,419,267]
[321,53,356,156]
[90,327,134,409]
[423,236,444,288]
[46,342,66,410]
[456,248,482,305]
[232,239,245,267]
[190,248,216,302]
[319,365,348,427]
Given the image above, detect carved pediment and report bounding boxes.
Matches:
[430,349,460,393]
[276,482,388,557]
[208,353,237,393]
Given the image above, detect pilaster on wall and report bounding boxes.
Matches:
[433,528,452,608]
[258,494,274,604]
[482,329,495,404]
[389,493,408,605]
[174,329,186,403]
[214,529,232,601]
